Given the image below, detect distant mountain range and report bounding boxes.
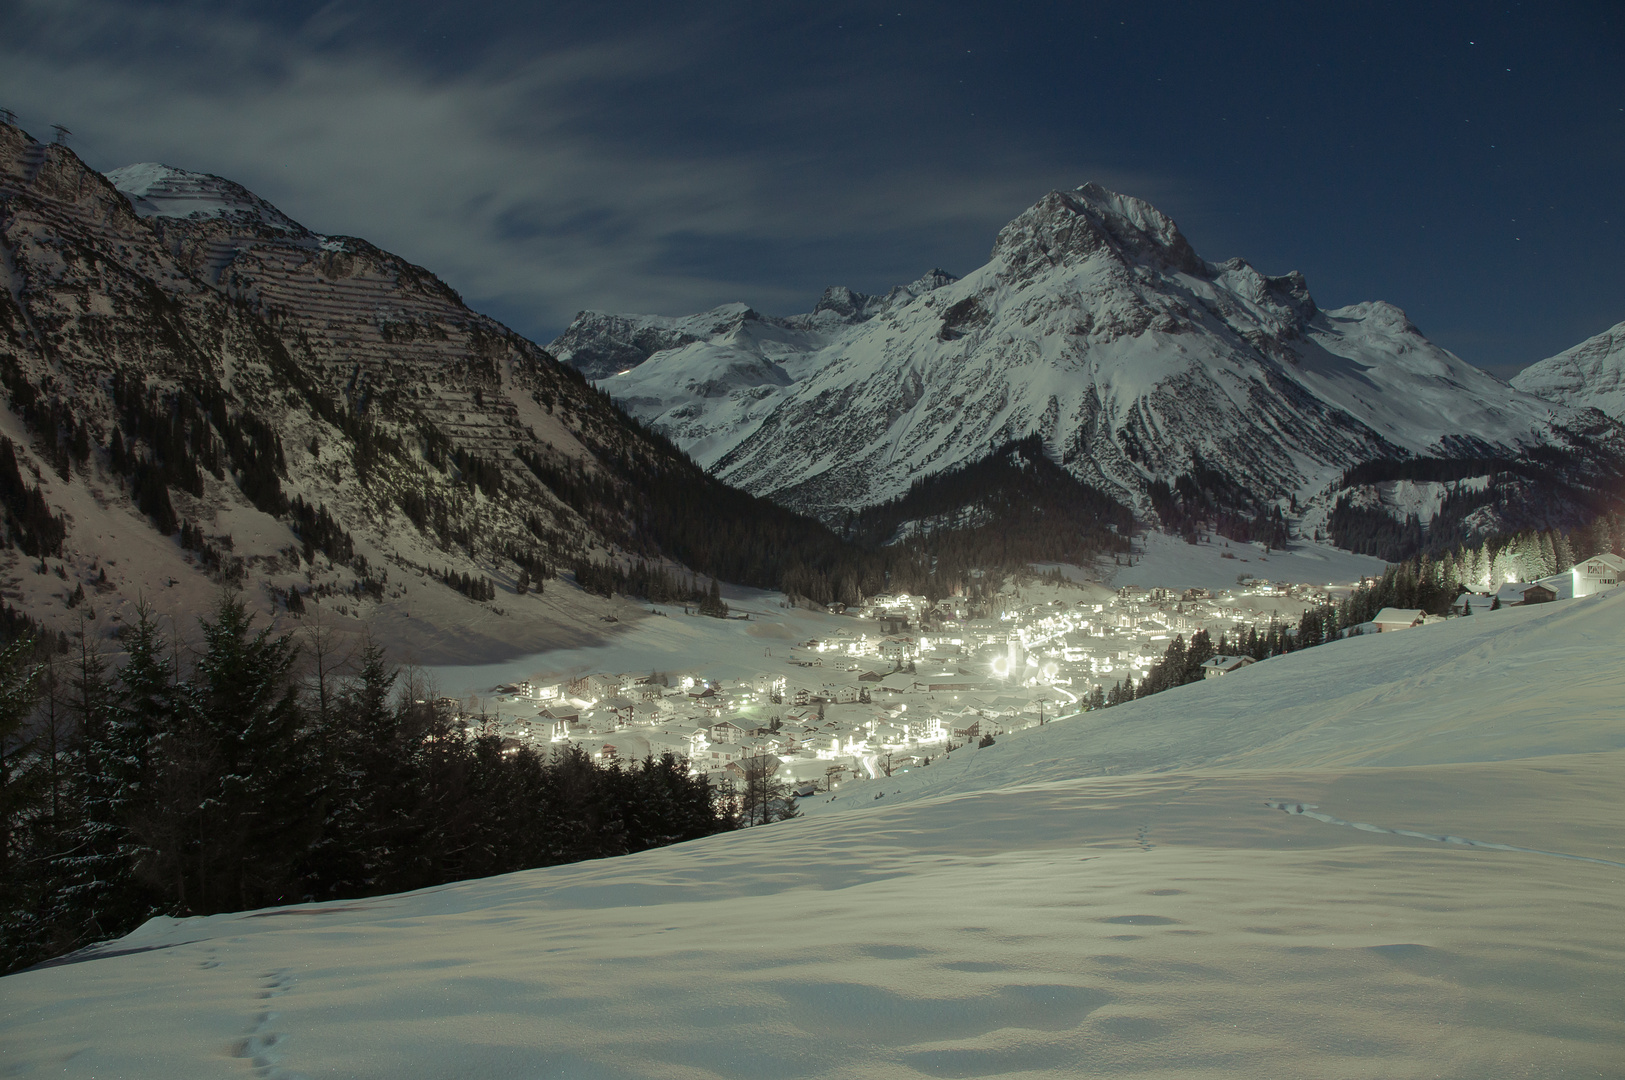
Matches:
[3,116,1622,650]
[553,185,1625,530]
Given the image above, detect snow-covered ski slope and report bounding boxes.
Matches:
[5,593,1623,1079]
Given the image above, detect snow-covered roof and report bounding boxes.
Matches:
[1573,552,1625,572]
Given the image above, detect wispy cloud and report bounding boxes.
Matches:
[0,0,1166,340]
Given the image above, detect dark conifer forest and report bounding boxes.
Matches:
[845,437,1134,603]
[1323,454,1624,561]
[0,597,738,975]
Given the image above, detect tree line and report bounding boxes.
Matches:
[0,596,742,975]
[846,437,1134,604]
[1323,452,1625,562]
[1146,453,1290,548]
[1096,511,1625,708]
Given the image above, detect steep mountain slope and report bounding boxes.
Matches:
[560,185,1619,522]
[7,589,1622,1078]
[550,271,960,382]
[1511,319,1625,419]
[0,123,858,659]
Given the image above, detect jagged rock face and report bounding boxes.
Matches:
[558,183,1611,520]
[0,123,696,657]
[547,306,758,381]
[1511,320,1625,419]
[547,270,963,383]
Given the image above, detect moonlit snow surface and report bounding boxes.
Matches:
[5,595,1623,1078]
[1092,531,1390,593]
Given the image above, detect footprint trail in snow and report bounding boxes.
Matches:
[1264,800,1625,868]
[231,968,306,1079]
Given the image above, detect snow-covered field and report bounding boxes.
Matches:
[421,586,852,703]
[5,592,1622,1079]
[1087,530,1388,593]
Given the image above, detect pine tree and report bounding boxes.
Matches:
[177,594,314,912]
[1553,530,1576,574]
[1183,629,1215,682]
[113,603,172,902]
[308,637,406,898]
[0,636,43,971]
[699,578,729,618]
[51,625,133,945]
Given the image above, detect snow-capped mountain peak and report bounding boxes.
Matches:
[104,163,307,234]
[1510,319,1625,419]
[554,184,1620,522]
[992,184,1203,281]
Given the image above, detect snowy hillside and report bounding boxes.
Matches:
[1511,318,1625,418]
[559,185,1615,519]
[6,590,1621,1079]
[0,122,665,660]
[0,120,879,661]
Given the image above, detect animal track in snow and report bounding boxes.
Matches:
[230,970,307,1079]
[1264,801,1625,868]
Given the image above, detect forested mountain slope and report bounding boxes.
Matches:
[0,123,863,659]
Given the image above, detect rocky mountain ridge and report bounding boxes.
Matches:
[0,123,857,659]
[558,184,1622,525]
[1511,319,1625,420]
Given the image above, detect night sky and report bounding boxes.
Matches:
[2,0,1620,376]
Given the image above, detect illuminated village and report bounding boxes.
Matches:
[464,576,1352,795]
[460,542,1625,799]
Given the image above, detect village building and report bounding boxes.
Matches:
[878,637,918,662]
[1200,655,1256,679]
[707,720,747,744]
[722,755,779,782]
[697,741,744,767]
[1571,552,1625,598]
[568,673,624,701]
[1371,607,1426,632]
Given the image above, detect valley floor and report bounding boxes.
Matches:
[1086,530,1390,593]
[4,592,1621,1079]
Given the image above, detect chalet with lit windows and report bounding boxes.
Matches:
[1371,607,1426,632]
[878,637,918,662]
[1572,553,1625,598]
[702,742,744,769]
[1200,655,1255,679]
[952,716,1002,740]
